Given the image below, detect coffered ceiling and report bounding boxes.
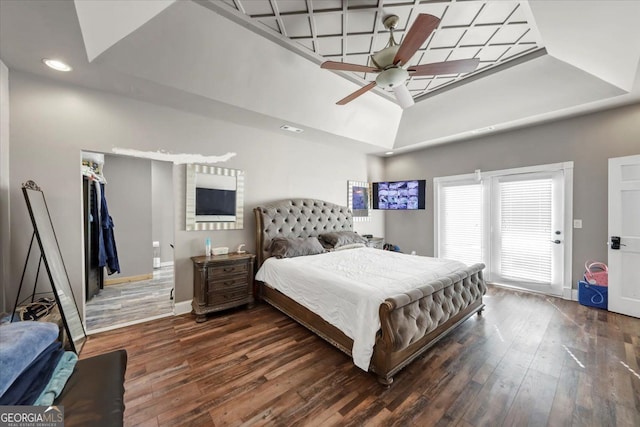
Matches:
[1,0,639,155]
[214,0,543,101]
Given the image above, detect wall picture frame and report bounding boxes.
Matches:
[348,180,371,222]
[186,164,245,231]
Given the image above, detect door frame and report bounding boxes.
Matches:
[488,169,566,296]
[608,154,640,317]
[434,161,574,298]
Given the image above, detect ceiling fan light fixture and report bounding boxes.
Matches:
[371,45,399,69]
[392,85,415,108]
[375,67,409,88]
[369,15,400,69]
[322,14,476,107]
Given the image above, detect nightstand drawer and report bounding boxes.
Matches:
[208,263,248,277]
[206,287,249,306]
[207,274,248,289]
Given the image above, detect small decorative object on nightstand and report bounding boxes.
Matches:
[365,236,385,249]
[191,252,255,323]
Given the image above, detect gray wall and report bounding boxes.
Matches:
[0,60,9,313]
[5,70,384,315]
[151,160,174,264]
[103,154,153,277]
[384,102,640,287]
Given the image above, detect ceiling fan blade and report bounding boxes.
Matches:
[321,61,380,73]
[336,81,377,105]
[408,58,481,76]
[392,85,414,108]
[393,14,440,66]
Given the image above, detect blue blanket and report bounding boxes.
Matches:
[0,341,64,405]
[35,351,78,405]
[0,321,60,397]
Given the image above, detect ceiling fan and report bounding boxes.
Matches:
[321,14,480,108]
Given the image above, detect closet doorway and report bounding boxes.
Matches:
[82,152,175,332]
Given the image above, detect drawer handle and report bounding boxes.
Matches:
[224,281,236,286]
[223,267,235,272]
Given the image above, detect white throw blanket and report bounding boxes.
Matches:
[255,247,466,370]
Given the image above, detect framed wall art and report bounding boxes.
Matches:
[348,180,371,222]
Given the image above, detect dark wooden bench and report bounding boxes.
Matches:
[54,349,127,427]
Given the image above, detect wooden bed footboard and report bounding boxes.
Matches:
[372,263,486,385]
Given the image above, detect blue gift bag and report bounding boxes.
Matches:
[578,280,608,310]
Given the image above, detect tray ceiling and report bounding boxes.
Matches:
[213,0,543,102]
[2,0,639,154]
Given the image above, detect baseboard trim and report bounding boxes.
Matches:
[571,289,578,301]
[562,287,579,301]
[173,300,192,316]
[104,273,153,286]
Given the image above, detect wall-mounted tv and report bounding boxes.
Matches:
[195,188,236,221]
[195,172,237,222]
[372,180,426,210]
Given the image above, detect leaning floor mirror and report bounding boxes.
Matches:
[22,180,86,353]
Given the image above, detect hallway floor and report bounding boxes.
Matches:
[85,265,174,332]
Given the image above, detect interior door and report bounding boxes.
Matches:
[608,154,640,318]
[83,177,103,301]
[490,170,565,296]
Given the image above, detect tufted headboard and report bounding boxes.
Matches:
[253,199,353,267]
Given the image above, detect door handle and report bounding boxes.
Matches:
[550,239,562,244]
[611,236,620,250]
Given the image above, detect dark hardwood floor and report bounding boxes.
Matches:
[81,285,640,426]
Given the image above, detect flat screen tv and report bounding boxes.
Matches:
[195,187,236,222]
[372,180,426,210]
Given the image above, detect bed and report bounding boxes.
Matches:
[254,199,486,385]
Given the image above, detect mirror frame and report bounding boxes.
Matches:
[22,180,86,353]
[348,180,371,222]
[186,164,245,231]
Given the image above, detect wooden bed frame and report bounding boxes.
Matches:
[254,199,486,385]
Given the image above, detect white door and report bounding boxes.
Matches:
[489,170,565,296]
[608,154,640,318]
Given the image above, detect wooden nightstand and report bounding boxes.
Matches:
[191,253,255,323]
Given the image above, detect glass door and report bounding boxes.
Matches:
[489,170,565,295]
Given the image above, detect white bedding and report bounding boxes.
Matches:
[255,247,466,371]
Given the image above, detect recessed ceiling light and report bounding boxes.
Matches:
[385,151,394,155]
[42,58,72,72]
[472,126,495,134]
[280,124,303,133]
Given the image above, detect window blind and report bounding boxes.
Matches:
[439,183,483,266]
[498,178,552,283]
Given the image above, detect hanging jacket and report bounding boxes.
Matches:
[97,182,120,275]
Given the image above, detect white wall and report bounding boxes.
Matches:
[384,103,640,287]
[6,71,384,314]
